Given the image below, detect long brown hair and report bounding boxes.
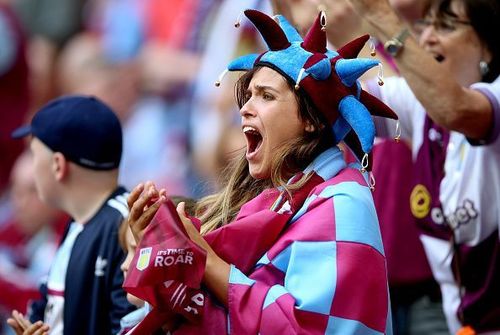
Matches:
[196,66,334,234]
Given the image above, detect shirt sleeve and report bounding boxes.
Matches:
[469,77,500,146]
[226,181,390,335]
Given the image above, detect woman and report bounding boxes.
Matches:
[127,9,397,334]
[346,0,500,333]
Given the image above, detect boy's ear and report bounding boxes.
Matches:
[52,152,69,181]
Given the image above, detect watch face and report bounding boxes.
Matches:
[386,43,399,55]
[385,40,403,56]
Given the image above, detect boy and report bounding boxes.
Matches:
[8,95,135,334]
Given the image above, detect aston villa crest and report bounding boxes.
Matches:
[136,247,152,271]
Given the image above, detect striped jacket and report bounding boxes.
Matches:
[29,187,135,335]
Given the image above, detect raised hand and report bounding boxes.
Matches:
[176,202,230,306]
[344,0,393,20]
[176,202,211,253]
[127,181,167,243]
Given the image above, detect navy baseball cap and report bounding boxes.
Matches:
[12,95,123,170]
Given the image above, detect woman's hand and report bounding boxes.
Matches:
[127,181,167,243]
[7,310,50,335]
[176,202,213,253]
[176,202,231,307]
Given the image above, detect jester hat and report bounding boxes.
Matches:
[220,9,398,165]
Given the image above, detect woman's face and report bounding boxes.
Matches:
[120,226,144,307]
[415,0,491,86]
[240,67,311,180]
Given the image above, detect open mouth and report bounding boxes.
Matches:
[435,54,445,62]
[243,126,263,157]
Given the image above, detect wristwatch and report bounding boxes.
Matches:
[384,28,410,57]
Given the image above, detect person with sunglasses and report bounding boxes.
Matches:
[346,0,500,333]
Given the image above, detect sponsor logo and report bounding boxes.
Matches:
[410,184,478,230]
[95,256,107,276]
[136,247,152,271]
[430,199,478,230]
[154,249,194,267]
[410,184,431,219]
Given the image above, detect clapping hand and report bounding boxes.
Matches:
[7,310,50,335]
[127,181,167,243]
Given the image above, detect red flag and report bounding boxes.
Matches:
[123,198,207,324]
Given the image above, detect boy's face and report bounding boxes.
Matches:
[11,153,59,235]
[30,138,58,206]
[120,226,144,307]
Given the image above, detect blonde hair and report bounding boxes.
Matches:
[196,67,334,235]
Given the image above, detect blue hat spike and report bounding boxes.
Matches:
[276,15,303,43]
[338,95,376,154]
[227,54,260,72]
[334,58,380,87]
[305,58,331,80]
[219,53,259,87]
